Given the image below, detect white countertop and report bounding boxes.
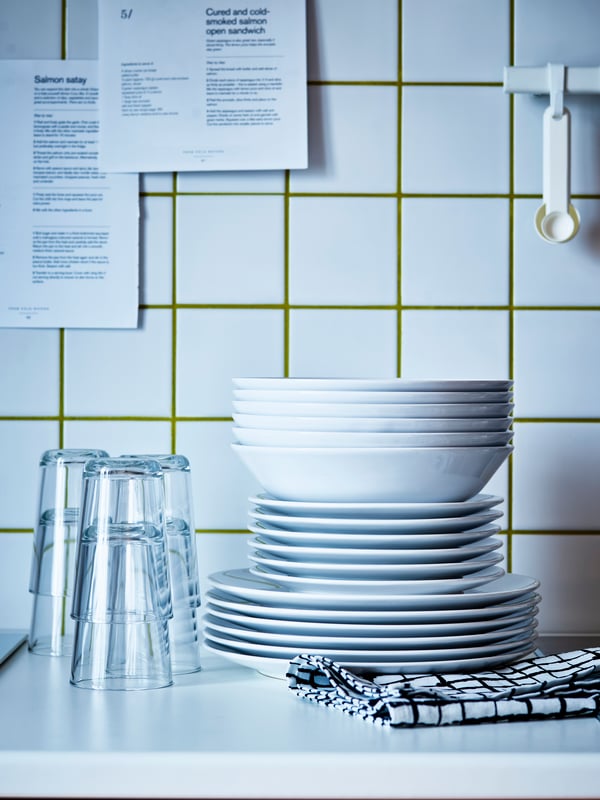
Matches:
[1,636,600,799]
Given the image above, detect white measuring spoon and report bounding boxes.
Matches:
[535,104,580,243]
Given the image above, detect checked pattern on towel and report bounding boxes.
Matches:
[287,649,600,727]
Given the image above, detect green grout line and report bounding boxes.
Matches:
[396,0,403,377]
[196,529,249,535]
[0,529,34,535]
[506,0,516,573]
[61,0,67,60]
[171,174,178,454]
[142,303,600,312]
[283,170,290,377]
[58,329,65,448]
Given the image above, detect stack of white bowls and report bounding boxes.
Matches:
[203,378,540,679]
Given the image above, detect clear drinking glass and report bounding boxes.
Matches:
[122,454,202,674]
[28,448,109,656]
[70,457,173,690]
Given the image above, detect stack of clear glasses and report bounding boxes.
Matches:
[28,449,109,657]
[69,456,174,690]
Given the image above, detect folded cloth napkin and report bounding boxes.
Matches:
[287,649,600,727]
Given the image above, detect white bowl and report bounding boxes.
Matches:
[233,400,515,419]
[233,413,514,433]
[232,427,514,448]
[232,444,514,503]
[233,389,513,404]
[233,378,513,392]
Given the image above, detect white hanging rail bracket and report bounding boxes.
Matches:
[503,65,600,96]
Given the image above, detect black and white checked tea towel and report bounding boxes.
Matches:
[287,649,600,727]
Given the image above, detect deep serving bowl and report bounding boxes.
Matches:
[233,413,514,433]
[232,443,513,503]
[233,400,515,419]
[233,377,513,392]
[232,427,514,448]
[233,389,513,404]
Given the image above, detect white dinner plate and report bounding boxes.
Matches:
[205,627,536,661]
[247,551,504,580]
[249,492,504,519]
[248,535,503,565]
[205,587,541,624]
[248,564,504,595]
[234,413,514,433]
[248,508,503,534]
[207,569,539,611]
[204,601,538,638]
[233,389,513,404]
[203,613,537,650]
[204,639,536,679]
[248,523,503,550]
[233,378,514,392]
[233,400,515,419]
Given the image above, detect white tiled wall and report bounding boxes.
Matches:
[1,0,600,636]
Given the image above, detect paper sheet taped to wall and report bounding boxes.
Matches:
[0,60,140,328]
[98,0,308,172]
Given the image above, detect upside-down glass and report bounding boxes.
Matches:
[28,448,109,656]
[70,457,173,690]
[122,454,201,674]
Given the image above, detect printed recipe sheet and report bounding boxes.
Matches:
[0,60,139,328]
[98,0,308,172]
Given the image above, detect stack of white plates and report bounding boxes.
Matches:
[204,378,540,679]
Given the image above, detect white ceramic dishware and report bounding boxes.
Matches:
[249,523,503,550]
[248,535,503,564]
[247,564,505,595]
[234,413,514,433]
[233,400,515,419]
[233,378,514,392]
[233,443,513,503]
[205,585,541,624]
[207,570,539,611]
[248,509,503,534]
[249,492,503,519]
[247,551,504,580]
[233,389,513,404]
[232,427,514,448]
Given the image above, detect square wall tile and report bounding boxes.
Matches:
[402,199,509,305]
[177,171,285,193]
[514,311,600,417]
[66,0,98,59]
[403,0,509,82]
[63,420,173,457]
[515,0,600,65]
[514,200,600,305]
[176,195,284,304]
[512,534,600,634]
[307,0,398,81]
[401,310,509,378]
[176,422,261,530]
[140,196,173,306]
[140,174,173,193]
[289,86,398,194]
[289,197,398,305]
[0,534,33,629]
[0,0,62,58]
[402,87,509,194]
[289,310,397,377]
[64,310,172,416]
[511,423,600,530]
[0,329,60,416]
[514,94,600,196]
[176,310,284,417]
[196,533,251,600]
[0,422,58,528]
